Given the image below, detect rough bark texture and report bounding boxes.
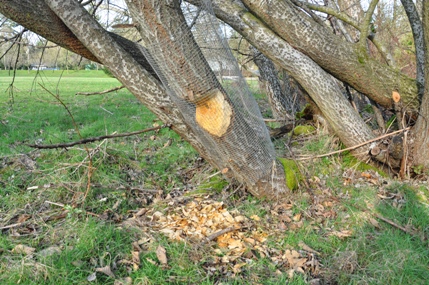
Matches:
[35,0,288,198]
[411,1,429,169]
[401,0,425,99]
[123,0,287,197]
[237,0,418,110]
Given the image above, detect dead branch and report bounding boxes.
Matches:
[76,85,125,96]
[296,127,411,160]
[26,124,171,149]
[199,226,241,246]
[375,214,416,236]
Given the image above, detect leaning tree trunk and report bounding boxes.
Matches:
[37,0,289,198]
[189,0,377,160]
[199,0,418,111]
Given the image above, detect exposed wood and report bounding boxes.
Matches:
[195,89,232,137]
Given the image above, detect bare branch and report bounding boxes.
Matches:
[296,127,411,161]
[25,125,171,149]
[76,85,125,96]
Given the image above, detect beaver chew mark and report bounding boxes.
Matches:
[195,89,232,137]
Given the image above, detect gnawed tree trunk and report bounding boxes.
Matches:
[250,46,293,121]
[122,0,287,197]
[30,0,289,198]
[191,0,377,160]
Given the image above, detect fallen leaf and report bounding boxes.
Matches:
[96,265,116,278]
[132,251,140,270]
[146,258,157,265]
[250,215,261,221]
[12,244,35,255]
[156,245,168,266]
[298,241,320,255]
[292,213,302,222]
[163,138,172,148]
[114,277,133,285]
[369,218,381,229]
[87,272,97,282]
[329,230,353,239]
[38,246,61,257]
[17,214,31,223]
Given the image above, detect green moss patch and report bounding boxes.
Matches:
[278,158,302,190]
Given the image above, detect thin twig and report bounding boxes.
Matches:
[0,222,23,230]
[199,226,241,246]
[295,127,410,161]
[375,214,415,236]
[26,125,170,149]
[76,85,125,96]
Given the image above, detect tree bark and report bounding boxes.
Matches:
[234,0,419,111]
[410,1,429,170]
[0,0,159,80]
[189,0,376,159]
[250,46,292,121]
[401,0,425,100]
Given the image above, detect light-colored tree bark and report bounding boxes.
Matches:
[238,0,418,110]
[400,0,425,99]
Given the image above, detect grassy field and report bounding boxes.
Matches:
[1,70,429,284]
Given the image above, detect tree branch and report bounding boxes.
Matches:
[358,0,379,48]
[25,125,170,149]
[296,127,411,161]
[293,0,393,65]
[293,0,359,30]
[76,85,125,96]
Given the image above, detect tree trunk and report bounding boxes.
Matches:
[250,46,292,121]
[35,0,289,198]
[410,1,429,170]
[191,0,376,160]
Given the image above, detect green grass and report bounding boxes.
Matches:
[1,71,429,284]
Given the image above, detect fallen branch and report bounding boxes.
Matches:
[199,226,241,246]
[296,127,411,160]
[76,85,125,95]
[375,214,416,236]
[26,124,170,149]
[0,222,23,230]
